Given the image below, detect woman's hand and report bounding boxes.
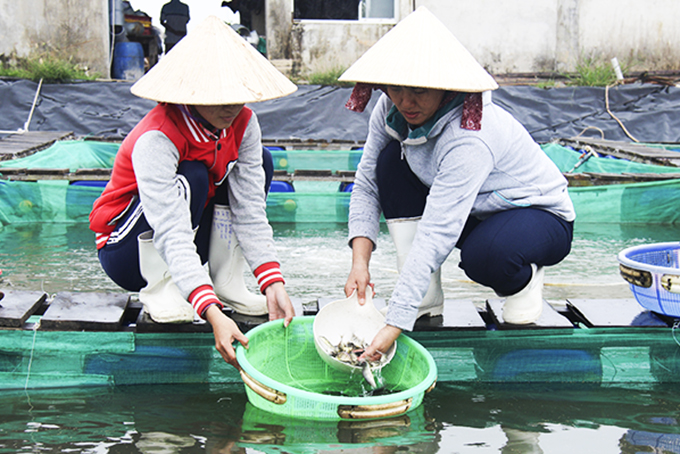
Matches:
[264,281,295,327]
[345,236,375,305]
[204,304,248,368]
[359,324,401,363]
[344,263,373,302]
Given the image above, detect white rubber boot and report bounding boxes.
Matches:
[138,231,194,324]
[501,427,544,454]
[387,218,444,318]
[502,264,544,324]
[209,204,267,316]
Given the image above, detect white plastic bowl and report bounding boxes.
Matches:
[312,290,396,375]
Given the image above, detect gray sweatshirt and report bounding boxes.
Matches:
[132,112,279,299]
[348,92,575,331]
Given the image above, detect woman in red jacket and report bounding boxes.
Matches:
[90,16,297,368]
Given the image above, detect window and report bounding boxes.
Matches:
[359,0,394,19]
[293,0,395,20]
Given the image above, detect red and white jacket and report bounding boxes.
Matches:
[90,103,284,317]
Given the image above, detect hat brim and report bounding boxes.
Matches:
[131,16,297,105]
[339,7,498,93]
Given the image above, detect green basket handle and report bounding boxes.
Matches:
[338,397,413,419]
[240,369,287,405]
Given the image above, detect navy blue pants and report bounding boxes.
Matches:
[98,148,274,292]
[376,140,573,296]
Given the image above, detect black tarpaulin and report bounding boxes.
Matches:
[1,79,678,144]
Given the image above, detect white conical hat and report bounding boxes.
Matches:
[131,16,297,105]
[339,6,498,92]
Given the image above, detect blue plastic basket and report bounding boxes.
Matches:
[618,242,680,317]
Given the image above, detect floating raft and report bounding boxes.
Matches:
[1,288,679,390]
[0,131,74,161]
[559,137,680,167]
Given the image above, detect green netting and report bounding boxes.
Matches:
[269,178,680,224]
[1,140,680,225]
[0,179,103,224]
[0,140,119,170]
[270,149,363,172]
[3,321,680,391]
[569,179,680,223]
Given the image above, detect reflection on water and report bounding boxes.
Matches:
[2,221,679,303]
[2,221,680,452]
[1,383,680,453]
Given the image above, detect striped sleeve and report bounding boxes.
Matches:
[95,233,110,249]
[189,285,224,319]
[254,262,285,294]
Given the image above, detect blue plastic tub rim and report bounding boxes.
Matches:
[618,241,680,274]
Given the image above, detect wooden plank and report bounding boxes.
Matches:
[0,131,74,161]
[262,139,364,151]
[40,292,130,331]
[0,290,47,328]
[486,299,574,329]
[134,298,306,333]
[273,170,356,183]
[566,171,680,187]
[319,297,486,330]
[0,168,111,182]
[566,298,668,327]
[560,138,680,167]
[414,299,487,330]
[134,310,212,333]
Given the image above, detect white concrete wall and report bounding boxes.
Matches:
[419,0,559,73]
[270,0,680,77]
[579,0,680,69]
[0,0,111,77]
[2,0,678,81]
[267,0,412,76]
[418,0,680,73]
[290,21,396,74]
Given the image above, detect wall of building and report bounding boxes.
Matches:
[578,0,680,71]
[2,0,678,82]
[421,0,680,73]
[266,0,412,77]
[0,0,111,78]
[268,0,680,77]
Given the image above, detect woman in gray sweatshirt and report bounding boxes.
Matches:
[339,7,575,362]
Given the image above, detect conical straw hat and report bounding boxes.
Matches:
[339,6,498,92]
[131,16,297,105]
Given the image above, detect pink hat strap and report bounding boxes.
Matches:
[345,83,383,112]
[461,93,483,131]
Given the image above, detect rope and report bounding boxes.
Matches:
[605,81,640,143]
[574,126,605,139]
[24,318,41,390]
[672,320,680,348]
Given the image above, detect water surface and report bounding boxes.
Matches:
[2,221,680,453]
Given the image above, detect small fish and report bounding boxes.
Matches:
[362,361,377,389]
[318,336,335,353]
[318,334,384,388]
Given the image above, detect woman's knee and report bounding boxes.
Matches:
[458,209,572,294]
[459,242,528,292]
